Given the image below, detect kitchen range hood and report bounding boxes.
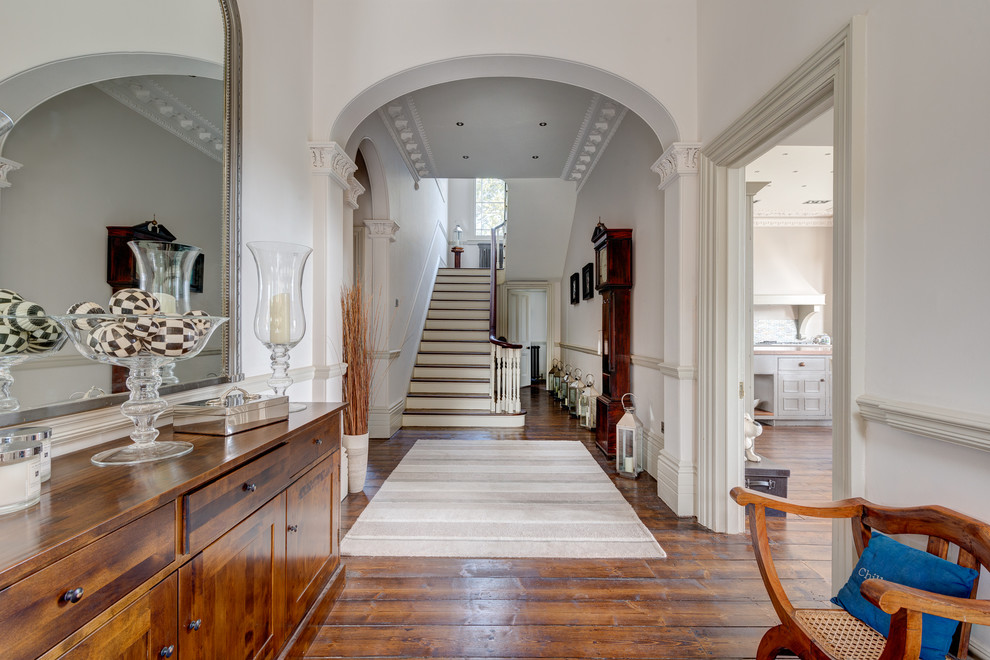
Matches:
[754,293,825,339]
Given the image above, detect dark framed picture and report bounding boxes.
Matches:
[570,273,579,304]
[581,262,594,300]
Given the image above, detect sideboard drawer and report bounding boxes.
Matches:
[0,504,175,660]
[184,442,293,553]
[287,418,339,478]
[777,356,827,371]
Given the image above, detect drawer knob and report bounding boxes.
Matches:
[160,645,175,658]
[188,619,202,631]
[315,438,323,445]
[62,587,84,603]
[798,361,806,367]
[288,524,299,533]
[243,483,257,493]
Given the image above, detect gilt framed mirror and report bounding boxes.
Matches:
[0,0,242,427]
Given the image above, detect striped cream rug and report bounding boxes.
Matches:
[340,439,665,558]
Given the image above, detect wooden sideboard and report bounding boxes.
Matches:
[0,402,346,660]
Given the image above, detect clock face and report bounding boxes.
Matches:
[597,245,608,286]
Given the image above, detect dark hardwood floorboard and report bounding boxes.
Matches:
[305,386,833,659]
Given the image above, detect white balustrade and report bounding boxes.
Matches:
[489,344,521,414]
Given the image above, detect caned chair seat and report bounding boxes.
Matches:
[793,610,886,660]
[731,487,990,660]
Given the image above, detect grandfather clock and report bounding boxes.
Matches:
[592,221,632,457]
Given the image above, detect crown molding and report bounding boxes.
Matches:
[378,96,436,182]
[754,215,833,227]
[0,156,22,189]
[310,141,357,190]
[364,218,399,242]
[651,142,701,191]
[562,94,627,191]
[95,77,222,162]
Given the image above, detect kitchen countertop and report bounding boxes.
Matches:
[753,344,832,355]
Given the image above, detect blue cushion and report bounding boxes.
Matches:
[831,532,978,660]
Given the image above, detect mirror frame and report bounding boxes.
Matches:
[0,0,243,426]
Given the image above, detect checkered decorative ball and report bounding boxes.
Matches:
[6,300,49,334]
[66,301,107,329]
[0,326,29,355]
[87,322,144,358]
[147,317,198,357]
[25,336,62,354]
[0,289,24,306]
[183,310,212,333]
[108,288,160,316]
[29,319,63,343]
[121,315,160,340]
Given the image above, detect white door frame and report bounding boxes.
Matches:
[503,280,558,380]
[696,18,867,584]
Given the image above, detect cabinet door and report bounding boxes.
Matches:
[285,451,339,627]
[777,371,828,416]
[179,494,286,660]
[59,573,177,660]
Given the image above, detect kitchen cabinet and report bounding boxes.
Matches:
[0,403,345,660]
[753,352,831,424]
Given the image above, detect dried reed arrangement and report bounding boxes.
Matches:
[341,281,376,435]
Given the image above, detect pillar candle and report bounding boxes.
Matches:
[154,293,177,315]
[269,293,291,344]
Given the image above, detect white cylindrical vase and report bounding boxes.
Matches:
[339,447,349,500]
[341,432,369,493]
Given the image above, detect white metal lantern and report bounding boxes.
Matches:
[548,359,560,393]
[567,368,583,416]
[578,375,599,430]
[616,393,644,479]
[557,364,572,403]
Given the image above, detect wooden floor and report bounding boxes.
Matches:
[303,387,833,659]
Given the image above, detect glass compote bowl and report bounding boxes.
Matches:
[0,315,70,412]
[53,313,227,466]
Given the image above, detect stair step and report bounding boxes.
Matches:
[424,318,489,330]
[423,329,489,341]
[405,394,491,410]
[432,292,490,301]
[409,378,489,394]
[429,300,490,310]
[419,340,490,353]
[433,282,490,292]
[417,352,490,366]
[436,275,492,284]
[437,268,489,275]
[402,410,526,428]
[413,364,490,379]
[427,308,489,319]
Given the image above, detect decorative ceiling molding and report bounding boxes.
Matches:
[95,77,222,162]
[309,142,357,190]
[561,94,627,191]
[0,156,22,189]
[753,215,833,227]
[346,177,366,210]
[651,142,701,191]
[364,218,399,242]
[378,97,436,182]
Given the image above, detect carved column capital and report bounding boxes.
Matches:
[364,219,399,242]
[0,157,23,189]
[309,142,357,190]
[651,143,701,191]
[345,176,366,210]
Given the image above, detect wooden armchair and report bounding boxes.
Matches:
[731,486,990,660]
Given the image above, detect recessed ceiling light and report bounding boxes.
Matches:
[782,152,789,155]
[539,122,547,126]
[792,170,799,173]
[825,152,831,156]
[456,121,464,126]
[801,184,807,187]
[462,155,469,159]
[532,155,539,159]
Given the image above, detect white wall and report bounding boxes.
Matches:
[348,114,450,431]
[0,84,222,408]
[504,179,577,281]
[558,111,665,471]
[446,178,482,269]
[754,226,833,335]
[701,1,990,646]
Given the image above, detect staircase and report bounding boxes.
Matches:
[402,268,525,428]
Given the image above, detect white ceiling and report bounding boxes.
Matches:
[376,78,627,185]
[746,110,834,218]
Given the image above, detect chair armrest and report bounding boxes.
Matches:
[861,579,990,625]
[731,486,865,518]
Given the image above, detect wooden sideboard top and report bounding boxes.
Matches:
[0,402,345,590]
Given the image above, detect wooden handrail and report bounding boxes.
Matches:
[489,224,521,349]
